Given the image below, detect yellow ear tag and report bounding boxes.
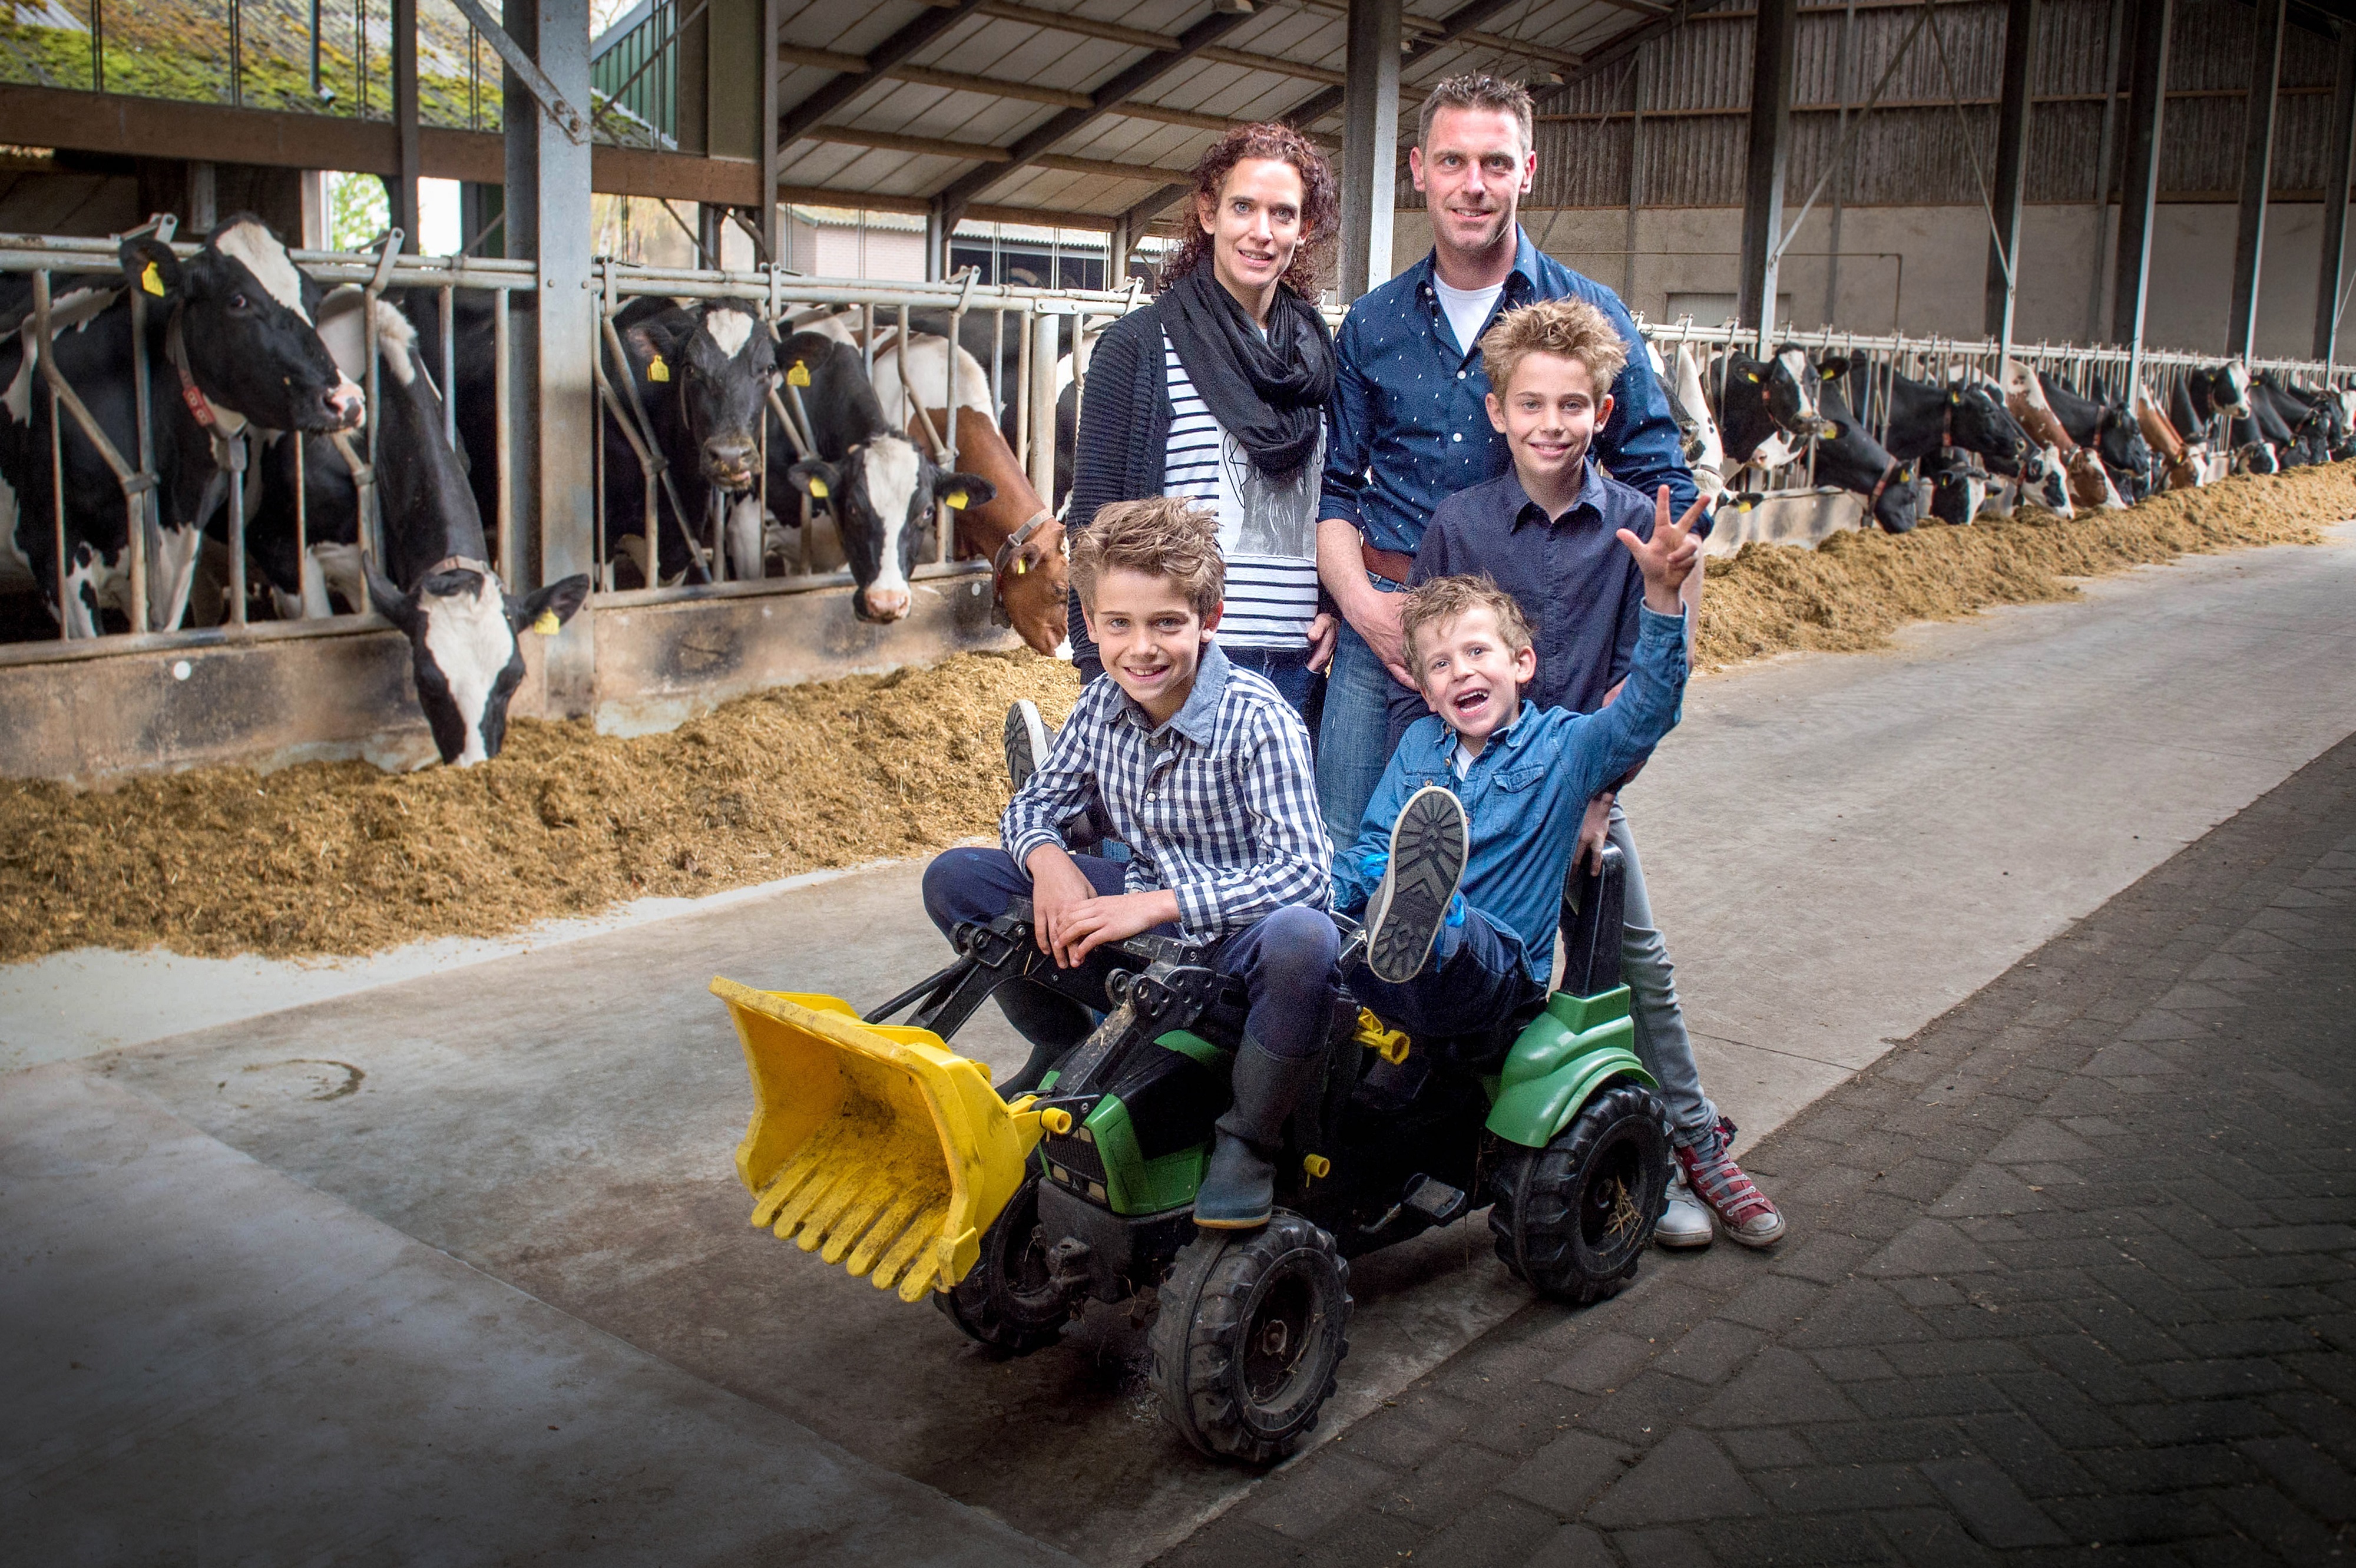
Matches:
[787,360,811,388]
[944,489,968,510]
[140,261,165,297]
[1743,371,1759,382]
[532,610,561,636]
[1011,556,1028,575]
[807,477,828,499]
[646,353,670,383]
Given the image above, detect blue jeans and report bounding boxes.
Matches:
[1609,802,1719,1147]
[1315,584,1415,849]
[921,846,1341,1060]
[1349,904,1544,1047]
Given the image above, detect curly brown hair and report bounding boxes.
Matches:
[1162,123,1338,299]
[1480,299,1628,399]
[1400,574,1534,676]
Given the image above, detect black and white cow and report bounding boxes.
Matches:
[1841,358,2030,471]
[0,216,363,637]
[2249,373,2341,467]
[304,288,588,766]
[1806,361,1918,534]
[1705,345,1829,467]
[2035,372,2154,498]
[611,295,778,583]
[1921,449,1989,525]
[2172,364,2275,475]
[773,330,993,623]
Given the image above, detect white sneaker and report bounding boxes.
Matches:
[1004,700,1049,795]
[1655,1167,1716,1249]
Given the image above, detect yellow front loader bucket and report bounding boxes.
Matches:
[712,978,1045,1302]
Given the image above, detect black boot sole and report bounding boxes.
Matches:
[1365,785,1469,984]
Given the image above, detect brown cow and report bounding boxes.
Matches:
[2002,362,2123,511]
[813,319,1069,657]
[2133,386,2211,492]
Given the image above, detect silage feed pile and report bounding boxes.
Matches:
[0,650,1083,964]
[1694,461,2345,670]
[1,464,2342,964]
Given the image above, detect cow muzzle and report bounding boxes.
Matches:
[322,378,366,431]
[861,584,912,621]
[704,438,758,490]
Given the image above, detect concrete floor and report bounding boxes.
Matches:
[6,527,2355,1566]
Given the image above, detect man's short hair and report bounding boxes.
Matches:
[1069,497,1225,618]
[1480,298,1628,401]
[1417,73,1536,157]
[1400,573,1535,677]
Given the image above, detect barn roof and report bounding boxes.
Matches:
[760,0,1679,232]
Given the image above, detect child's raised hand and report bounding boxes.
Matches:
[1617,486,1708,611]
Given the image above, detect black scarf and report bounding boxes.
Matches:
[1158,267,1335,479]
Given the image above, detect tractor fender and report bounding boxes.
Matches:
[1485,986,1659,1149]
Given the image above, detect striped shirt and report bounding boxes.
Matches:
[1162,333,1325,651]
[1003,641,1332,942]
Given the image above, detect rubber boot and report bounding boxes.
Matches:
[1194,1038,1322,1230]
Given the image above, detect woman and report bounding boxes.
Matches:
[1066,124,1340,718]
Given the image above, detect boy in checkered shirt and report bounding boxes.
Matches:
[921,497,1342,1230]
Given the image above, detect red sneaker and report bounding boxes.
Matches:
[1673,1119,1786,1248]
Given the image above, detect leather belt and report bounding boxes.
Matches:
[1361,541,1414,584]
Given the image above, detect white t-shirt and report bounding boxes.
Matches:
[1161,333,1323,651]
[1434,276,1505,356]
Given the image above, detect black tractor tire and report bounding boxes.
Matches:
[1148,1213,1352,1465]
[1490,1081,1672,1305]
[935,1176,1069,1357]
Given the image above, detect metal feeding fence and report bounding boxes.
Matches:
[0,228,1160,662]
[583,263,1145,602]
[1633,315,2349,499]
[0,224,532,652]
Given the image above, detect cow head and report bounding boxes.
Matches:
[2208,362,2253,416]
[120,216,363,434]
[787,434,995,621]
[1943,381,2029,464]
[366,560,591,766]
[627,300,777,492]
[1730,346,1824,436]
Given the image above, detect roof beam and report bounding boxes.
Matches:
[779,0,986,147]
[928,2,1264,217]
[1280,0,1534,130]
[774,50,1325,128]
[919,0,1179,50]
[1277,0,1586,68]
[801,125,1012,161]
[1034,152,1200,181]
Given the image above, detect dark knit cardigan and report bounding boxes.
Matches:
[1064,301,1179,662]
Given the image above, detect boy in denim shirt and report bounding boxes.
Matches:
[1397,297,1783,1249]
[1334,506,1695,1044]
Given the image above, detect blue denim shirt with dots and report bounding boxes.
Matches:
[1319,229,1697,557]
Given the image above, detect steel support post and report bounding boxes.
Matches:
[1986,0,2037,352]
[760,0,783,266]
[2111,0,2172,374]
[1339,0,1401,305]
[1738,0,1798,345]
[393,0,420,247]
[2228,0,2286,360]
[506,0,596,714]
[2317,24,2356,362]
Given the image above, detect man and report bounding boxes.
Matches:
[1316,73,1697,842]
[1320,77,1773,1252]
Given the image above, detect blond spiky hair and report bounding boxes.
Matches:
[1480,298,1628,401]
[1069,496,1225,617]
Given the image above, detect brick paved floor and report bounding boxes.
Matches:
[1156,734,2356,1567]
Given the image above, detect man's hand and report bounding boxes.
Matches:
[1306,610,1338,674]
[1576,792,1614,875]
[1619,487,1708,614]
[1351,590,1414,686]
[1051,889,1181,966]
[1024,843,1097,961]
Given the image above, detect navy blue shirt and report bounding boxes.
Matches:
[1411,460,1656,717]
[1320,229,1698,557]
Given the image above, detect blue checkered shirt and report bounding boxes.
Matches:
[1003,641,1332,942]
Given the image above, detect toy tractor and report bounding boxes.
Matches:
[710,845,1672,1465]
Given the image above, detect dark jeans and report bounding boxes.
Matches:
[1350,903,1545,1043]
[921,846,1341,1061]
[1074,640,1322,732]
